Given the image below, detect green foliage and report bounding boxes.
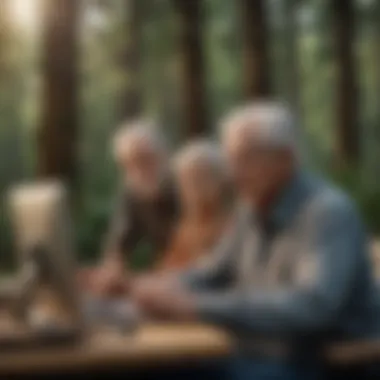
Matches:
[331,168,380,235]
[1,0,380,270]
[75,197,110,263]
[129,241,157,272]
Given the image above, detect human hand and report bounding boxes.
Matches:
[91,259,128,297]
[131,275,197,321]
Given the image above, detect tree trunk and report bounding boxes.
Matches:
[369,0,380,187]
[374,1,380,129]
[119,0,142,120]
[332,0,359,166]
[240,0,271,99]
[0,1,5,74]
[0,0,10,82]
[0,0,24,190]
[0,0,11,192]
[173,0,207,138]
[38,0,79,185]
[283,0,300,116]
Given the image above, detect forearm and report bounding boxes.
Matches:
[193,244,357,334]
[104,190,139,268]
[100,247,128,274]
[192,196,362,335]
[180,251,234,291]
[180,268,213,291]
[103,223,137,269]
[193,288,338,335]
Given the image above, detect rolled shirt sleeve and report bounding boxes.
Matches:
[193,193,365,336]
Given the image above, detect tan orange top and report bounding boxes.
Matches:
[158,216,229,271]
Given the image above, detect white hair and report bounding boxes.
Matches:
[112,119,166,162]
[174,140,227,180]
[220,101,299,152]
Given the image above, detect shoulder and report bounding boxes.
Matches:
[307,178,362,228]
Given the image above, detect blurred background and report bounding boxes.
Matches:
[0,0,379,270]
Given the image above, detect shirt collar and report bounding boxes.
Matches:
[269,170,313,229]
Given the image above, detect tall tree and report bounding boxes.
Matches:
[0,0,24,267]
[240,0,271,99]
[119,0,142,120]
[173,0,207,138]
[0,0,24,190]
[331,0,359,166]
[374,0,380,129]
[38,0,79,185]
[0,0,8,81]
[283,0,300,115]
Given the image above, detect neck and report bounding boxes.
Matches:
[256,171,295,218]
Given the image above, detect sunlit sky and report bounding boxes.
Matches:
[9,0,40,34]
[8,0,109,36]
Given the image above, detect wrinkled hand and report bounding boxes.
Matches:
[91,260,129,297]
[131,275,197,321]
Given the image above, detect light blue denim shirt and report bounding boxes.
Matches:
[183,171,379,347]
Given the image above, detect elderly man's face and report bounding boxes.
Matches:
[225,126,293,205]
[119,139,166,198]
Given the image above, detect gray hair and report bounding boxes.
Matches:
[112,119,166,161]
[220,101,299,152]
[174,140,227,180]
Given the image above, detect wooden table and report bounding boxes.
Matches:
[1,322,380,376]
[0,323,232,376]
[326,339,380,366]
[1,274,380,374]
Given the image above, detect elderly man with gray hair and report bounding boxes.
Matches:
[133,102,379,379]
[83,120,180,296]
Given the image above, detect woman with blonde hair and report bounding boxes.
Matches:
[158,139,232,271]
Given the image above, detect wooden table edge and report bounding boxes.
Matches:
[325,340,380,366]
[0,324,232,375]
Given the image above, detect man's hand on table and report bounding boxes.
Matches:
[80,257,130,297]
[78,261,199,321]
[131,274,198,321]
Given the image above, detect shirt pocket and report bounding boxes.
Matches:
[266,232,301,287]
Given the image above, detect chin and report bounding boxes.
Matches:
[239,189,261,203]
